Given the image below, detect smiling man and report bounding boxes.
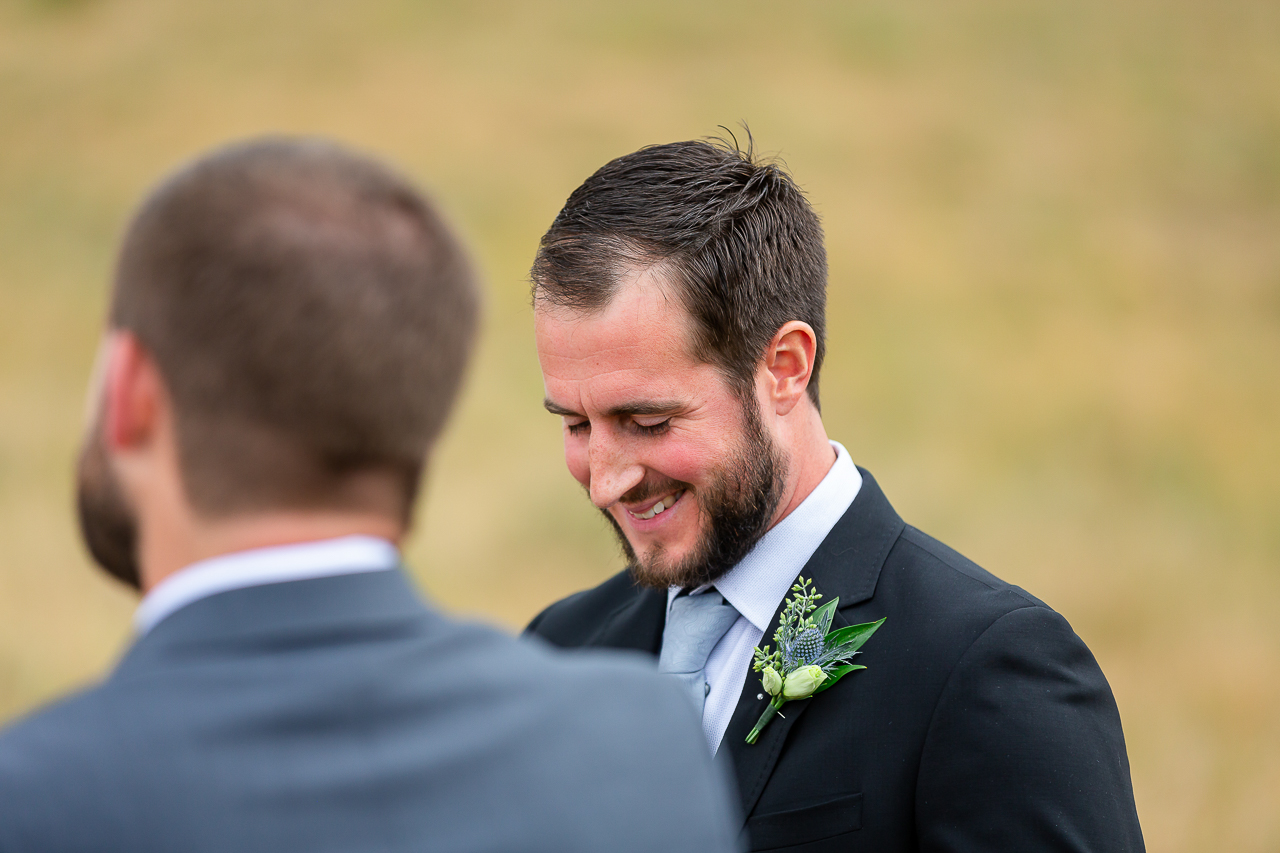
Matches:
[537,269,811,591]
[526,137,1146,853]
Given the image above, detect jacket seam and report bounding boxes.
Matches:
[913,603,1045,818]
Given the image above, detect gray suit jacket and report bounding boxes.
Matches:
[0,568,741,852]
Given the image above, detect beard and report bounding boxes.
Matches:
[75,427,141,590]
[603,397,787,591]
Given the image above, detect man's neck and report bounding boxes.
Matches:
[138,511,404,594]
[767,410,838,532]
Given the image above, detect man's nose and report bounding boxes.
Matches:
[587,433,644,509]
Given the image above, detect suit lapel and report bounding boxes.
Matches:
[718,468,906,819]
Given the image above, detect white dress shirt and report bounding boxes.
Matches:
[666,441,862,753]
[133,535,400,637]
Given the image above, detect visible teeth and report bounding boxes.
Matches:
[633,492,680,521]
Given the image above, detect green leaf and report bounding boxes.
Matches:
[823,617,885,654]
[812,664,866,694]
[810,597,839,636]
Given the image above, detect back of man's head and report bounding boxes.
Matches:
[111,138,478,521]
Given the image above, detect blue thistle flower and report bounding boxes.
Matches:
[784,625,825,668]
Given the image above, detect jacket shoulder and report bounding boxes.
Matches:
[858,522,1074,687]
[891,524,1049,618]
[524,568,644,646]
[519,568,645,640]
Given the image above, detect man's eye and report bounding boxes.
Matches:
[632,419,671,436]
[565,420,590,435]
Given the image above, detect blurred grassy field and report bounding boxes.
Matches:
[1,0,1277,848]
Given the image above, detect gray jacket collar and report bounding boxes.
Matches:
[113,568,430,680]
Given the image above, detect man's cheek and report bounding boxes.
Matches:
[648,441,713,487]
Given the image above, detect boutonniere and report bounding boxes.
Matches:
[746,576,884,744]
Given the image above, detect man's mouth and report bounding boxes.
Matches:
[626,490,685,521]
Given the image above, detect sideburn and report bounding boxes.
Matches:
[75,432,141,590]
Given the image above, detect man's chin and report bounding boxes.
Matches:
[627,540,731,591]
[604,512,698,589]
[629,553,688,590]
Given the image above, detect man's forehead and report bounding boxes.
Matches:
[535,274,696,358]
[533,265,727,415]
[539,353,694,412]
[536,302,722,414]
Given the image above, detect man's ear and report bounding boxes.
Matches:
[101,331,167,453]
[763,321,818,416]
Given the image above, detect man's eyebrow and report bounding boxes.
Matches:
[542,399,683,418]
[543,399,580,417]
[604,401,682,418]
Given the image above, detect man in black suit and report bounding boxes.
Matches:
[527,136,1146,852]
[0,138,742,852]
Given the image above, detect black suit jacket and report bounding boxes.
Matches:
[528,469,1145,852]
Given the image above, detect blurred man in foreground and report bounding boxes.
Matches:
[527,136,1145,852]
[0,138,741,853]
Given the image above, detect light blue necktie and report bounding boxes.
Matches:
[658,591,740,716]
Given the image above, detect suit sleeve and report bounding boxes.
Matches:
[523,600,581,645]
[523,605,550,636]
[915,605,1145,853]
[522,586,611,647]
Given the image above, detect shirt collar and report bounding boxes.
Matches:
[667,441,862,631]
[133,535,400,637]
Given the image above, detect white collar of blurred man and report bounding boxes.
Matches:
[133,533,399,636]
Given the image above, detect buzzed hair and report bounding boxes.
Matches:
[111,137,479,519]
[531,134,827,407]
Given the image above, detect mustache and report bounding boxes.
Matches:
[617,476,691,506]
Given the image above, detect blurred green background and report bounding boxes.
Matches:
[1,0,1277,849]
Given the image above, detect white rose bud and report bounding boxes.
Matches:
[761,666,783,696]
[781,665,827,700]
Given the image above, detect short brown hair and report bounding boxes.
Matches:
[531,135,826,407]
[111,138,479,519]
